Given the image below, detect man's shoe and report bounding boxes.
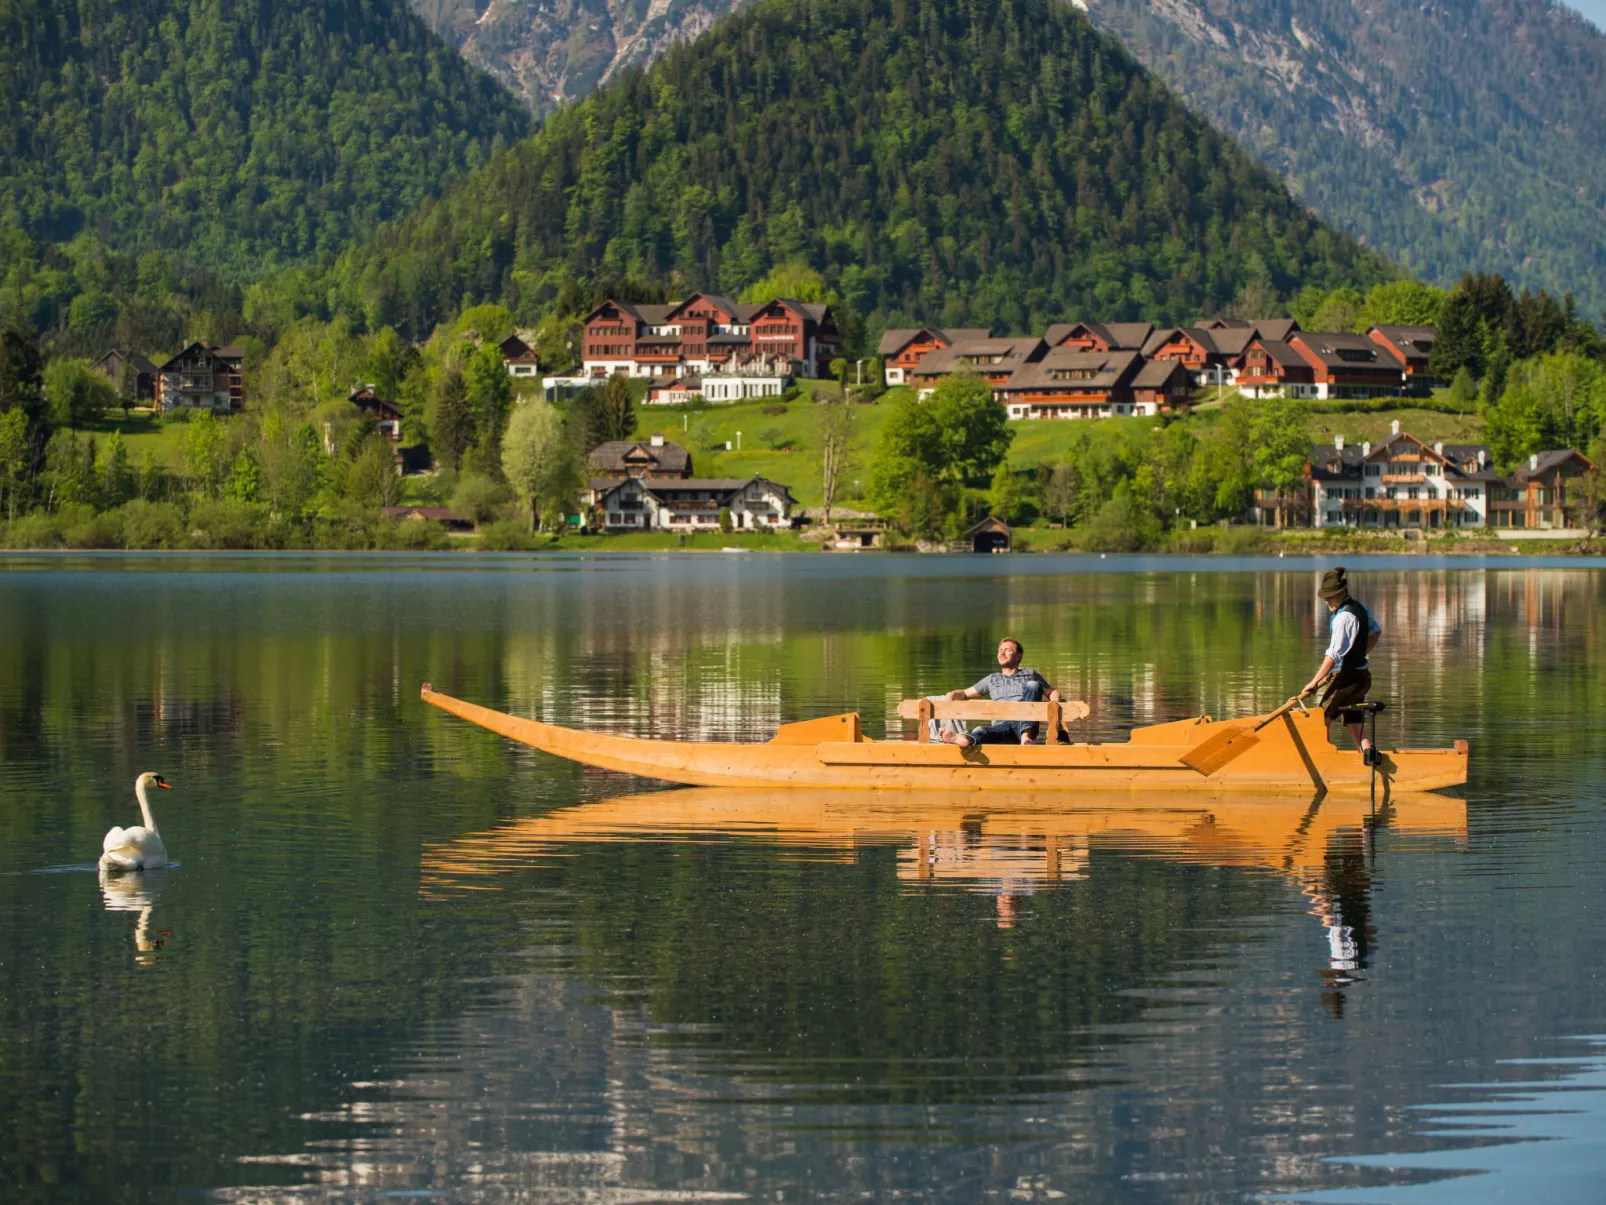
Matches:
[1364,747,1384,767]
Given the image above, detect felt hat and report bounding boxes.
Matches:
[1318,566,1349,601]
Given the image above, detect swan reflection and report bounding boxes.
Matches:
[99,864,170,965]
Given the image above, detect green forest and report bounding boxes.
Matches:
[0,0,527,281]
[320,0,1390,339]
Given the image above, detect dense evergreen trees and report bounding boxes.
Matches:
[328,0,1389,339]
[0,0,528,278]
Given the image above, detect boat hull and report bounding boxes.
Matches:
[421,686,1468,795]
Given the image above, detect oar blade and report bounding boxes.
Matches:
[1178,725,1260,775]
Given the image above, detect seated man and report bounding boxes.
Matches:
[936,637,1062,748]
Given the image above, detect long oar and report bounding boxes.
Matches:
[1179,693,1313,776]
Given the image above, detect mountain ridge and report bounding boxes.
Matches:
[333,0,1389,338]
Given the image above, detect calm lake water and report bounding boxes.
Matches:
[2,552,1605,1203]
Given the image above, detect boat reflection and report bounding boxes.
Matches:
[421,788,1466,897]
[99,865,169,965]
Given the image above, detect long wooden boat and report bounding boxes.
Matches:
[418,786,1468,897]
[421,684,1469,794]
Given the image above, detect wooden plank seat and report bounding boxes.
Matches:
[895,698,1091,744]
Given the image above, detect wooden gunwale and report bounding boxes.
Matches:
[419,686,1468,794]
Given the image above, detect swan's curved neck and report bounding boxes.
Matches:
[135,778,158,832]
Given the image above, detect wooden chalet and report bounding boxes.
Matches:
[1040,321,1153,353]
[1286,331,1406,399]
[1488,449,1596,530]
[908,336,1046,395]
[587,475,796,531]
[348,387,404,441]
[1234,339,1317,398]
[499,334,540,378]
[1140,327,1236,384]
[1130,358,1194,411]
[580,293,839,381]
[91,349,157,402]
[1300,429,1500,530]
[587,435,693,480]
[1367,325,1438,391]
[878,327,990,385]
[154,341,244,413]
[996,350,1144,419]
[380,506,474,532]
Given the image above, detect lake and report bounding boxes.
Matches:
[1,552,1604,1203]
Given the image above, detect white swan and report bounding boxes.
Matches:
[101,772,171,871]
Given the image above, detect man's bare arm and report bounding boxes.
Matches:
[946,687,982,701]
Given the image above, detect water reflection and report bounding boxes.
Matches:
[419,788,1468,898]
[98,865,169,965]
[1284,1038,1606,1204]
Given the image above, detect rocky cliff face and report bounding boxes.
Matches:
[1082,0,1606,310]
[415,0,1606,310]
[409,0,744,117]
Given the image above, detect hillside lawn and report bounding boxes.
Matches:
[58,388,1487,513]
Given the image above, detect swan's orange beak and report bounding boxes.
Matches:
[155,777,172,789]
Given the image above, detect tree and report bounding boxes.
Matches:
[1484,353,1606,468]
[502,401,581,530]
[428,367,473,470]
[463,343,511,472]
[988,463,1026,524]
[43,359,116,427]
[738,262,832,305]
[450,474,508,529]
[181,410,228,498]
[1428,289,1486,381]
[1244,399,1313,526]
[1309,288,1363,333]
[97,431,133,507]
[224,451,262,504]
[1448,367,1477,415]
[1358,280,1445,329]
[818,395,855,527]
[592,375,636,444]
[0,407,28,519]
[344,433,402,508]
[1040,462,1079,526]
[116,358,138,418]
[928,374,1014,485]
[0,316,44,429]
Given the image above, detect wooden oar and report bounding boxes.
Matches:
[1179,693,1313,776]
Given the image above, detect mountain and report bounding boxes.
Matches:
[410,0,733,118]
[334,0,1388,339]
[0,0,530,279]
[427,0,1606,315]
[1063,0,1606,316]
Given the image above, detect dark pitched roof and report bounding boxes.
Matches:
[1252,318,1300,342]
[943,327,991,343]
[1512,449,1593,480]
[639,475,798,504]
[1207,328,1257,356]
[1131,358,1191,388]
[1104,322,1155,349]
[1290,331,1397,371]
[1244,339,1311,370]
[587,439,692,474]
[1141,327,1221,357]
[999,349,1141,393]
[913,336,1045,378]
[1308,443,1366,481]
[94,348,159,375]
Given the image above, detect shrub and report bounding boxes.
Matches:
[61,506,123,549]
[476,518,540,550]
[187,500,267,549]
[383,517,451,550]
[116,500,187,549]
[760,402,788,415]
[6,512,65,548]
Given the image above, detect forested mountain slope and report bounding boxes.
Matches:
[0,0,530,278]
[335,0,1388,338]
[1085,0,1606,314]
[425,0,1606,314]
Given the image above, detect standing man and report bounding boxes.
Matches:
[936,637,1062,747]
[1300,566,1383,764]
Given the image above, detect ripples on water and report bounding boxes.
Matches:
[0,553,1603,1203]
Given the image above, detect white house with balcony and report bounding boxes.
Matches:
[1307,426,1496,530]
[586,475,796,532]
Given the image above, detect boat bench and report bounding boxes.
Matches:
[895,698,1091,744]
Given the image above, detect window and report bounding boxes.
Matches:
[1365,464,1382,477]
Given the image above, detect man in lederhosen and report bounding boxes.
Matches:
[1299,566,1383,765]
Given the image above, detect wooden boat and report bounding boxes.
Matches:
[420,684,1469,794]
[418,787,1468,896]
